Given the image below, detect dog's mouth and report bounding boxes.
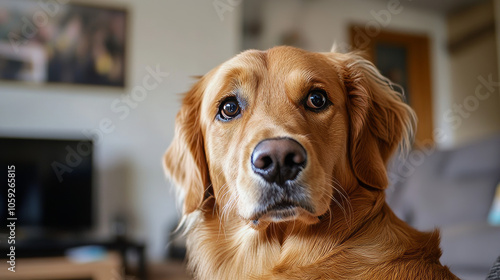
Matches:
[249,200,316,228]
[258,201,300,221]
[242,181,323,229]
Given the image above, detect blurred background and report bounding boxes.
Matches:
[0,0,499,279]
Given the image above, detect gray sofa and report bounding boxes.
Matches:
[386,133,500,280]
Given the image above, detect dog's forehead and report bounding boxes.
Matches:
[204,47,340,98]
[223,47,334,77]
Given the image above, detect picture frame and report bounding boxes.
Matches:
[0,0,128,88]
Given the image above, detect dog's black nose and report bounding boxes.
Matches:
[251,138,307,185]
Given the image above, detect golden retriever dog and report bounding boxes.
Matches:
[163,46,458,280]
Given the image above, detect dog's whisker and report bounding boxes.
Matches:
[326,178,353,229]
[214,180,238,239]
[331,189,352,228]
[328,177,352,213]
[320,186,346,221]
[219,181,239,229]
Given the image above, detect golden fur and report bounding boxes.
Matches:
[164,46,458,279]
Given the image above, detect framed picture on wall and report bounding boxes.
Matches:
[350,26,434,145]
[0,0,128,88]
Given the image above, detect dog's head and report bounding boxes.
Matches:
[164,46,415,230]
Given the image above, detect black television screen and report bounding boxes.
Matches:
[0,137,93,232]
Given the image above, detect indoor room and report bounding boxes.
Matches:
[0,0,499,279]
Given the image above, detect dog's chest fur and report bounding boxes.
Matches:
[184,202,457,280]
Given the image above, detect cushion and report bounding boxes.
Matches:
[442,133,500,178]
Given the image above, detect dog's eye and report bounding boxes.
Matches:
[219,98,241,120]
[305,90,328,110]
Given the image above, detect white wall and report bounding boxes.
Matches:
[447,0,500,147]
[0,0,242,260]
[244,0,454,147]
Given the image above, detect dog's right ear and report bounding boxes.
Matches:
[164,78,210,215]
[335,52,415,190]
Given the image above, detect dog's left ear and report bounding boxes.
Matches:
[163,78,211,215]
[330,53,416,190]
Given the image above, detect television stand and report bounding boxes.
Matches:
[0,251,120,280]
[0,238,147,280]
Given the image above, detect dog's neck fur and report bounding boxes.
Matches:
[184,186,455,280]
